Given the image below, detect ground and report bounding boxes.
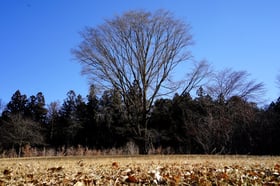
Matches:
[0,155,280,185]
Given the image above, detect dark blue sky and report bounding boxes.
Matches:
[0,0,279,105]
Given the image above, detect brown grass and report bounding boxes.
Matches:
[1,155,280,185]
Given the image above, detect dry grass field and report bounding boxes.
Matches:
[1,155,280,185]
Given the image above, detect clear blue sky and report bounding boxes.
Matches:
[0,0,279,106]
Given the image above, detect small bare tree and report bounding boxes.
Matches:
[0,114,44,157]
[47,101,60,141]
[180,60,212,96]
[72,10,193,153]
[206,68,265,102]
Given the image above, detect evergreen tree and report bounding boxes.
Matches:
[25,92,48,123]
[226,96,258,154]
[2,90,28,118]
[55,90,83,147]
[74,94,88,145]
[258,97,280,154]
[82,85,99,148]
[98,88,126,148]
[47,101,60,145]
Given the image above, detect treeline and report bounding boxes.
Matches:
[0,87,280,156]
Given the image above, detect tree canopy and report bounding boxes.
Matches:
[73,10,193,153]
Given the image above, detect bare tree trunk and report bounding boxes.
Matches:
[18,142,22,157]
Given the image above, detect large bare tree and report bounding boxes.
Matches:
[72,10,193,153]
[206,68,265,102]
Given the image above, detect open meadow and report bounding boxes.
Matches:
[1,155,280,185]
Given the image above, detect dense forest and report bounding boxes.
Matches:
[0,87,280,156]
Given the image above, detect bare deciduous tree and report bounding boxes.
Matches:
[277,73,280,89]
[206,68,265,102]
[47,101,60,141]
[0,114,44,157]
[180,60,212,96]
[0,99,4,115]
[72,10,193,153]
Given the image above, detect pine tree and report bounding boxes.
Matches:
[2,90,28,118]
